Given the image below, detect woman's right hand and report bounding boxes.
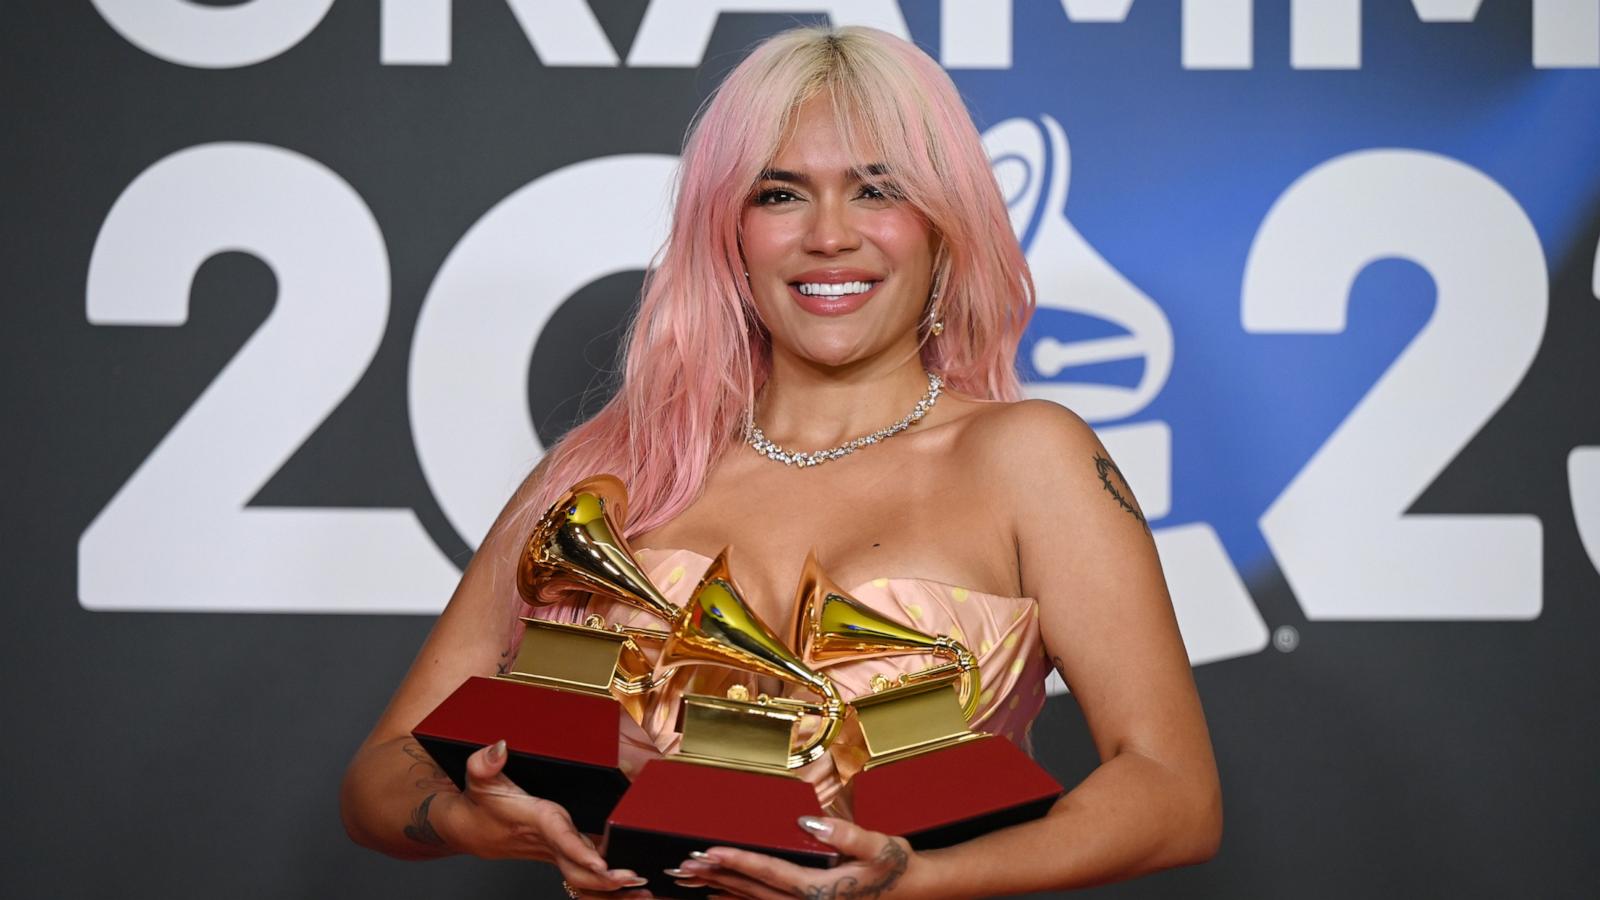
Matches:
[439,739,650,894]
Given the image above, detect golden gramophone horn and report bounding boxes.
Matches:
[654,548,844,769]
[787,550,982,723]
[518,475,675,708]
[519,474,677,622]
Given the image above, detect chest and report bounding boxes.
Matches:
[630,435,1018,626]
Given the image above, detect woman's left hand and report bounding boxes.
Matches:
[668,816,947,899]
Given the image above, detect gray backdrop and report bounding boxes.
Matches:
[5,2,1598,898]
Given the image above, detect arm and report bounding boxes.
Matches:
[919,399,1222,892]
[680,400,1220,898]
[337,486,525,861]
[338,464,651,892]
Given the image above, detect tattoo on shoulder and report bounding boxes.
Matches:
[405,792,447,847]
[1092,452,1149,532]
[802,839,908,899]
[495,644,513,676]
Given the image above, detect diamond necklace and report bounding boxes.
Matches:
[744,371,944,468]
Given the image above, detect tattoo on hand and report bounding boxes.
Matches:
[405,792,446,846]
[1092,452,1149,532]
[801,839,908,899]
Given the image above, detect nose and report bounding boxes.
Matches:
[802,195,860,256]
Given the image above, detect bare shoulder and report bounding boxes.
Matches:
[476,454,555,556]
[958,399,1150,535]
[959,398,1104,477]
[978,397,1096,444]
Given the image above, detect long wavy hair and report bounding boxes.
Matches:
[500,26,1034,626]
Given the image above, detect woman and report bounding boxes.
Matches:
[341,25,1220,898]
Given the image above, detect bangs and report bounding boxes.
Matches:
[748,36,951,235]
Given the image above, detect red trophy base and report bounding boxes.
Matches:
[605,759,840,898]
[850,735,1063,850]
[411,676,630,834]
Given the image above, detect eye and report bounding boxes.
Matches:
[858,182,905,202]
[753,187,799,206]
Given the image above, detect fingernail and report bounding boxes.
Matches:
[689,850,717,864]
[620,876,649,888]
[678,859,711,874]
[488,739,506,762]
[663,867,694,878]
[675,880,708,889]
[798,815,834,840]
[607,869,638,880]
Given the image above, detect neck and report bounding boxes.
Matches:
[752,351,934,450]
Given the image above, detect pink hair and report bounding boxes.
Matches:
[501,26,1034,631]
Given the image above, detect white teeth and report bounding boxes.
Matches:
[796,281,875,297]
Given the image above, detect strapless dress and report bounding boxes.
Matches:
[527,547,1053,815]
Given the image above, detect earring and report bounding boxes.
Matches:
[930,318,945,336]
[926,289,944,336]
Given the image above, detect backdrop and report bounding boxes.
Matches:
[5,1,1599,897]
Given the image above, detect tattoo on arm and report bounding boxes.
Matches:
[402,741,455,791]
[801,839,909,899]
[1092,452,1149,532]
[405,792,447,847]
[495,644,513,676]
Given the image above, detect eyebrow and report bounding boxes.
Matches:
[757,163,893,185]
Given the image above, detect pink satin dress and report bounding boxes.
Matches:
[530,547,1053,816]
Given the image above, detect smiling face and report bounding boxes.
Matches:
[739,96,940,372]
